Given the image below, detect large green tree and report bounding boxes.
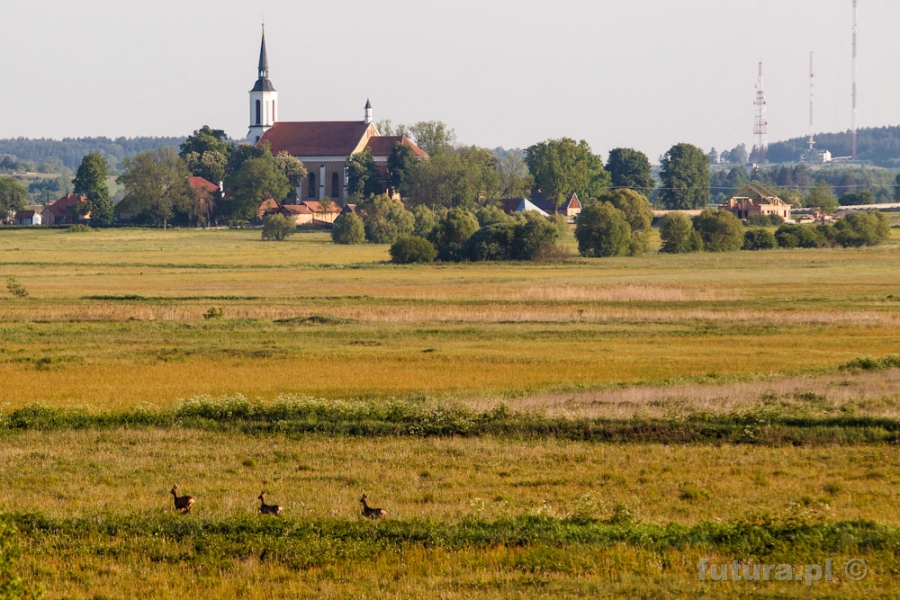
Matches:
[180,126,233,185]
[805,180,839,213]
[524,138,610,207]
[408,147,501,211]
[659,212,703,253]
[692,209,744,252]
[496,152,534,199]
[574,202,632,258]
[658,143,710,210]
[429,207,480,261]
[407,121,456,156]
[359,194,415,244]
[0,178,28,222]
[601,189,654,254]
[223,144,291,222]
[606,148,655,195]
[347,149,383,198]
[72,152,113,225]
[119,147,192,229]
[387,143,417,197]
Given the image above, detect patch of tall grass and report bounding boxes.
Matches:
[2,395,898,445]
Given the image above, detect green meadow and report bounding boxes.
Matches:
[1,225,899,598]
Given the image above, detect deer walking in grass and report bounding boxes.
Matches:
[360,494,387,519]
[258,492,282,516]
[170,485,195,514]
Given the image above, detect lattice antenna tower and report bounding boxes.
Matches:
[753,62,768,162]
[808,51,815,156]
[851,0,858,160]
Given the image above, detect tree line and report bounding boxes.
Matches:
[0,136,184,172]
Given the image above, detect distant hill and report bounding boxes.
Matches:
[0,136,186,171]
[767,125,900,166]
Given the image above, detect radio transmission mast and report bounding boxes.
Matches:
[808,52,815,158]
[753,62,768,162]
[851,0,858,159]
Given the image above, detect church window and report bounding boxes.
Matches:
[272,100,276,121]
[331,173,339,198]
[255,100,261,125]
[308,174,316,199]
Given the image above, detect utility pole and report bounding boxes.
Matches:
[808,51,815,159]
[851,0,858,160]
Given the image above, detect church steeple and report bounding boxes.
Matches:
[364,99,373,125]
[248,26,278,143]
[258,26,269,79]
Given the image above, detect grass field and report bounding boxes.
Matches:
[1,226,899,598]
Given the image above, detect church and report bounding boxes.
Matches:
[247,30,426,205]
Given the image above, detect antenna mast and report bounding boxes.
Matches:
[808,51,815,158]
[851,0,858,160]
[753,62,768,162]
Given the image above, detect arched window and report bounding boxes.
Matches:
[308,174,316,199]
[255,100,261,125]
[331,172,339,198]
[272,100,276,121]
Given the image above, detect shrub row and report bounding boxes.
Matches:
[2,394,899,445]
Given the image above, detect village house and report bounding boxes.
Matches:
[44,193,89,225]
[720,185,791,221]
[14,209,41,225]
[500,192,582,222]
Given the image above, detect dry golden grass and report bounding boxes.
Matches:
[1,430,897,524]
[466,369,900,419]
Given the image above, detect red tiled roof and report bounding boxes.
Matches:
[564,193,581,209]
[15,210,36,218]
[187,176,219,192]
[259,121,371,157]
[282,204,313,214]
[364,135,428,158]
[301,200,342,213]
[46,194,87,217]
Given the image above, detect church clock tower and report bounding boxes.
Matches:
[248,27,278,143]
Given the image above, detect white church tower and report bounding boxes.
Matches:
[248,27,278,143]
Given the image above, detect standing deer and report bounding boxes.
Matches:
[170,485,195,514]
[258,492,282,516]
[360,494,387,519]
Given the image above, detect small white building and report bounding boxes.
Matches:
[14,210,41,225]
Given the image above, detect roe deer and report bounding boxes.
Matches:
[360,494,387,519]
[171,485,195,514]
[258,492,282,516]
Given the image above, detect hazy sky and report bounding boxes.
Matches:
[2,0,898,161]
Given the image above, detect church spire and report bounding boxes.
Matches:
[258,25,269,79]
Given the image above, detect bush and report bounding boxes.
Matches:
[692,209,744,252]
[430,208,480,261]
[65,224,91,233]
[260,214,295,241]
[574,202,632,257]
[512,212,560,260]
[331,213,366,245]
[464,214,559,262]
[465,223,515,261]
[834,211,891,247]
[659,212,702,253]
[746,214,783,227]
[390,236,437,264]
[775,224,826,249]
[742,228,777,250]
[359,194,414,244]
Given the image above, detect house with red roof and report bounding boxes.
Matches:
[247,30,426,207]
[44,194,89,225]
